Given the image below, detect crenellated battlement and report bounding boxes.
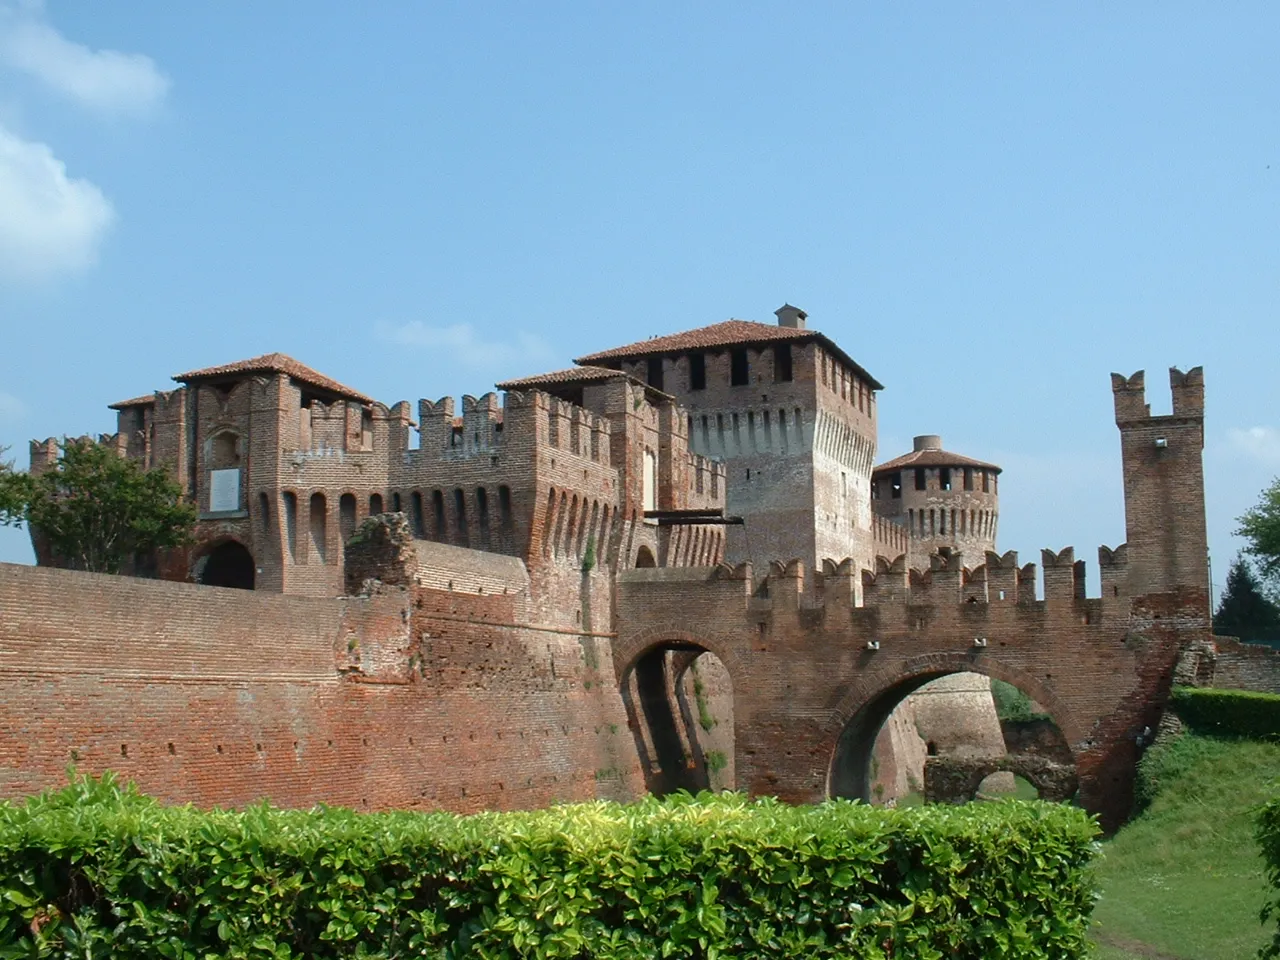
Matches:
[1112,366,1205,425]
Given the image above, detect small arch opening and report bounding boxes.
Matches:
[197,540,255,590]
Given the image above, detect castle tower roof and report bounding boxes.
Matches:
[873,435,1001,475]
[108,393,159,410]
[172,352,373,404]
[574,318,883,391]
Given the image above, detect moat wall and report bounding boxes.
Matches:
[0,562,642,812]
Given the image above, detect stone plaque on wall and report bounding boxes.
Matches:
[210,468,241,512]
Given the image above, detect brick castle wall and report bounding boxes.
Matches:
[0,562,642,811]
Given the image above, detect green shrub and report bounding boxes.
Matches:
[990,679,1049,723]
[1170,686,1280,740]
[0,773,1101,960]
[1258,795,1280,959]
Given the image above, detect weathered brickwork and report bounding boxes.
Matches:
[13,301,1212,830]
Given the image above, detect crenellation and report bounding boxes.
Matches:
[1169,366,1204,419]
[1111,370,1149,423]
[1041,547,1086,604]
[1018,562,1038,604]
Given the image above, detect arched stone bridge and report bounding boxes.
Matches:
[614,550,1207,832]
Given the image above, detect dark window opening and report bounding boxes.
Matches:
[730,349,749,386]
[498,485,513,525]
[339,493,357,542]
[411,492,425,537]
[258,492,270,535]
[940,467,952,491]
[392,492,402,512]
[369,493,384,515]
[774,344,792,382]
[689,352,706,390]
[647,357,664,391]
[914,468,927,491]
[982,470,990,493]
[453,489,470,546]
[871,477,880,500]
[963,468,973,491]
[890,472,902,499]
[432,489,446,539]
[477,487,490,544]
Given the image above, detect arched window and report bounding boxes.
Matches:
[339,493,357,542]
[369,493,384,515]
[635,545,657,568]
[453,488,469,547]
[310,493,327,563]
[283,492,298,562]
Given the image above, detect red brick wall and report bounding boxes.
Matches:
[0,562,642,812]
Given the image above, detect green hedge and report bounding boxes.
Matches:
[1170,686,1280,740]
[0,775,1100,960]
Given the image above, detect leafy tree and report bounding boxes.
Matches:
[1239,477,1280,587]
[1214,553,1280,647]
[0,446,31,527]
[20,439,196,574]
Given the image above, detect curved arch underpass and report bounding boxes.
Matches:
[620,642,735,796]
[828,663,1076,806]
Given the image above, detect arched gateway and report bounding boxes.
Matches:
[196,540,256,590]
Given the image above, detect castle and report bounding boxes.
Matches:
[4,307,1214,830]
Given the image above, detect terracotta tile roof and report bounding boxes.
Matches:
[574,319,884,390]
[496,365,674,402]
[874,447,1002,475]
[495,366,636,389]
[108,393,157,410]
[172,352,373,403]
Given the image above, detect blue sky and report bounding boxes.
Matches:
[1,2,1277,601]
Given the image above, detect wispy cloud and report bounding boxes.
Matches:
[0,123,114,282]
[0,391,24,423]
[0,3,169,117]
[377,321,554,371]
[1227,426,1280,467]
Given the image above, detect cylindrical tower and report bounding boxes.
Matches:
[870,435,1000,568]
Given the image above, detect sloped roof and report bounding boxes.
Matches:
[172,352,373,403]
[496,365,673,403]
[574,319,884,391]
[496,366,634,389]
[108,393,157,410]
[874,447,1002,475]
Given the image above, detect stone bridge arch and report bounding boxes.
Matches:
[614,625,744,797]
[823,652,1081,807]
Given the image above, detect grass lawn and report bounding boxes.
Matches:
[1089,734,1280,960]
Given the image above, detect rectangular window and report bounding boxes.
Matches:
[982,470,990,493]
[915,468,927,491]
[890,472,902,499]
[774,344,792,382]
[730,349,749,386]
[689,352,706,390]
[964,468,974,491]
[940,467,952,491]
[647,357,664,391]
[871,477,880,500]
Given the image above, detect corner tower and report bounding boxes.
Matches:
[1112,367,1208,601]
[870,435,1000,567]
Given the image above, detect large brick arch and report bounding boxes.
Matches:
[821,653,1081,804]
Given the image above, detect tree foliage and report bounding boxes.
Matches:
[1239,477,1280,588]
[1214,554,1280,647]
[0,446,31,527]
[20,440,196,574]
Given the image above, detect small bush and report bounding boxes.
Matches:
[1170,686,1280,741]
[0,773,1101,959]
[991,679,1049,723]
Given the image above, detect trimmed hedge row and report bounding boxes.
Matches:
[0,775,1100,960]
[1170,685,1280,740]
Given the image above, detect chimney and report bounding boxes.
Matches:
[913,435,942,452]
[774,304,807,329]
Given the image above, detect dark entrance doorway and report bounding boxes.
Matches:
[198,541,255,590]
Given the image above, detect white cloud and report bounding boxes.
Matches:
[377,321,554,371]
[0,4,169,116]
[0,122,114,282]
[1227,426,1280,467]
[0,391,24,422]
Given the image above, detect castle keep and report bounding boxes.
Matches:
[4,307,1212,830]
